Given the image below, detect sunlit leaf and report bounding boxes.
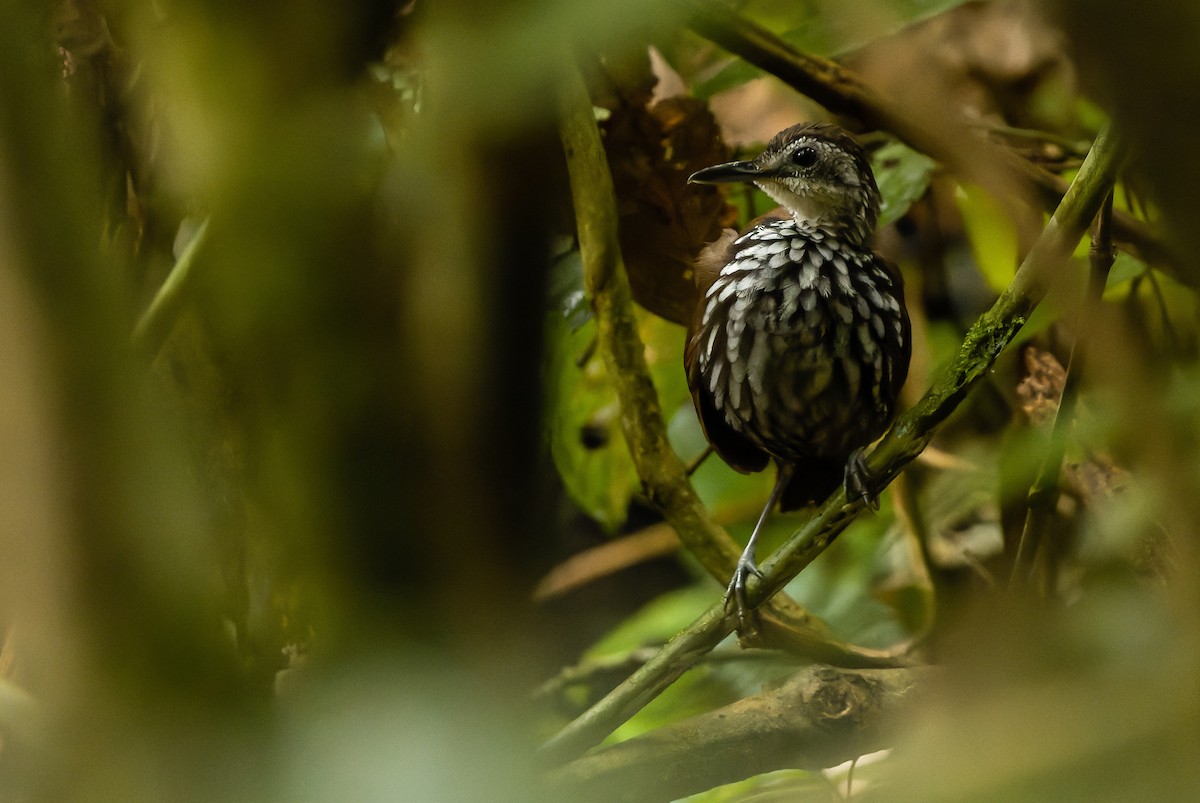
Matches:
[545,314,638,531]
[955,183,1019,293]
[678,769,826,802]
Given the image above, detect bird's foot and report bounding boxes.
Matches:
[844,448,880,510]
[723,555,765,631]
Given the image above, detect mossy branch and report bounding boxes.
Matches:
[542,124,1123,765]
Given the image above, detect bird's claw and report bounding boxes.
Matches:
[844,448,880,510]
[723,557,765,630]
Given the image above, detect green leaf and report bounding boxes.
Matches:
[677,769,826,803]
[587,585,714,658]
[780,497,910,648]
[588,585,807,743]
[543,288,688,532]
[873,140,937,227]
[955,183,1019,293]
[544,314,638,531]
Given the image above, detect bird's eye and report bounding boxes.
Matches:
[791,146,818,168]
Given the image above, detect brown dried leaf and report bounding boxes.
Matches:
[600,65,737,325]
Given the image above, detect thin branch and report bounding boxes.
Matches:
[541,125,1123,765]
[1012,191,1117,591]
[131,218,210,355]
[681,0,1182,286]
[974,122,1093,158]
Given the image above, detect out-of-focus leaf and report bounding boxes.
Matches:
[639,310,691,418]
[873,140,937,227]
[955,183,1018,293]
[587,584,714,657]
[606,663,737,743]
[593,589,740,741]
[545,315,638,531]
[679,768,826,802]
[1104,251,1148,292]
[691,0,978,99]
[692,21,839,100]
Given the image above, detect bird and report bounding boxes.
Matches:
[685,122,911,624]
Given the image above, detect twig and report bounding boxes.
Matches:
[1011,191,1117,591]
[131,218,210,355]
[541,125,1123,764]
[974,122,1092,158]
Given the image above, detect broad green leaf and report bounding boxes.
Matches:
[587,585,714,657]
[605,663,739,743]
[873,140,937,227]
[543,295,692,531]
[544,314,638,531]
[955,183,1019,293]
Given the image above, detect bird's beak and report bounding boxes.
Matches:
[687,160,763,185]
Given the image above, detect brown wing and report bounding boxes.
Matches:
[685,234,770,476]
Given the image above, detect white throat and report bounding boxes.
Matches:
[757,182,831,228]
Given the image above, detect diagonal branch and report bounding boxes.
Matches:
[131,218,210,355]
[682,0,1179,283]
[541,124,1124,765]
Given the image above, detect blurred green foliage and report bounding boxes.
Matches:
[1,0,1199,801]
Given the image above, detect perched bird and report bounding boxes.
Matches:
[686,122,911,621]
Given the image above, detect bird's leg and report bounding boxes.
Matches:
[844,447,880,510]
[724,463,795,629]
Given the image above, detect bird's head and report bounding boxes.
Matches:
[689,122,880,244]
